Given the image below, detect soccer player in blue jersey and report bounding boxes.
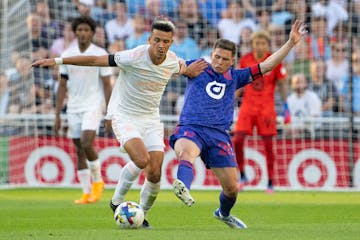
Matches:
[170,20,307,228]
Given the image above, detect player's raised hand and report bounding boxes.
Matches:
[184,58,208,78]
[289,20,307,45]
[31,58,56,67]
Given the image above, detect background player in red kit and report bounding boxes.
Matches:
[233,30,288,193]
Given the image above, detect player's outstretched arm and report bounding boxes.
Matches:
[259,20,307,74]
[31,55,110,67]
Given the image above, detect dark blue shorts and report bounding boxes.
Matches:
[169,125,237,169]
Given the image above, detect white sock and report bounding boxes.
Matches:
[140,179,160,217]
[77,169,91,194]
[87,159,102,183]
[112,161,142,205]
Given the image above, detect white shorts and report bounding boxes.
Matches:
[111,115,164,152]
[67,110,103,139]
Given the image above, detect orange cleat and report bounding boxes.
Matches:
[74,193,91,204]
[88,181,105,203]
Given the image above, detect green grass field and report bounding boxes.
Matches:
[0,188,359,240]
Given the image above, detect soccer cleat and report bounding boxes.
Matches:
[265,185,274,194]
[142,219,152,229]
[213,208,248,229]
[88,180,105,203]
[74,193,91,204]
[109,200,119,213]
[173,179,195,207]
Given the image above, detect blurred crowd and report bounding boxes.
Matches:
[1,0,360,125]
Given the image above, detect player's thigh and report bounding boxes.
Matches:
[234,113,254,135]
[211,167,238,197]
[256,112,277,136]
[143,120,165,153]
[81,109,102,131]
[111,115,144,153]
[67,113,82,138]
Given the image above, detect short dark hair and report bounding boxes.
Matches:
[213,39,237,57]
[151,16,175,33]
[71,16,97,33]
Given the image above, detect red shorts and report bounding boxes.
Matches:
[234,108,277,136]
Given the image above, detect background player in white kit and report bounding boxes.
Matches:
[56,16,113,204]
[32,16,207,228]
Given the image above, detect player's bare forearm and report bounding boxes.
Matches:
[259,20,307,74]
[32,55,110,67]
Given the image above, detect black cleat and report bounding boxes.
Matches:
[142,219,152,229]
[109,200,119,213]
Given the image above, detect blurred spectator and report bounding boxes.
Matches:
[255,8,271,31]
[350,0,360,35]
[330,21,348,43]
[237,27,253,58]
[8,56,36,114]
[311,0,348,37]
[306,15,331,60]
[198,0,228,27]
[242,0,285,19]
[242,0,271,18]
[170,21,201,60]
[91,0,115,26]
[0,73,10,115]
[286,73,322,137]
[144,0,177,20]
[176,0,211,49]
[308,59,339,116]
[76,0,93,17]
[284,0,311,35]
[125,14,150,49]
[201,27,220,61]
[326,41,349,94]
[339,50,360,115]
[50,21,76,57]
[105,0,133,44]
[269,24,286,52]
[34,0,63,43]
[93,25,107,48]
[217,1,256,45]
[286,37,310,78]
[26,13,50,61]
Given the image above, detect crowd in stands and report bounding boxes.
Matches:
[1,0,360,133]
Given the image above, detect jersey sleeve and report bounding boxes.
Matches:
[113,46,144,68]
[233,67,253,89]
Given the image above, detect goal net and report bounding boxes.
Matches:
[0,0,359,190]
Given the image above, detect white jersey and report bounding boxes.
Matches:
[287,89,322,129]
[107,45,180,119]
[60,43,113,113]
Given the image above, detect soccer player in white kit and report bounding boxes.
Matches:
[32,16,207,228]
[56,16,113,204]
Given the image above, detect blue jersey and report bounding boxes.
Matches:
[179,60,253,130]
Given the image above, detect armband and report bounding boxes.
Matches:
[108,54,116,66]
[54,58,63,65]
[250,64,263,81]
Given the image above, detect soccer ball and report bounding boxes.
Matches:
[114,201,144,229]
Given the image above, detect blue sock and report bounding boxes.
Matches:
[219,191,236,217]
[176,160,194,190]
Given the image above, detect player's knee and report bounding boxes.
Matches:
[146,171,161,183]
[80,139,93,150]
[223,184,239,198]
[133,154,150,169]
